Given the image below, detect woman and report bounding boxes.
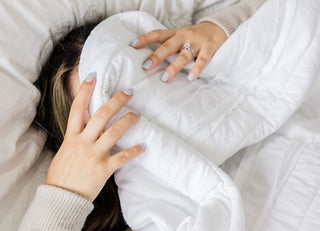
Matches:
[19,0,266,230]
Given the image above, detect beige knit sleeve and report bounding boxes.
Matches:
[18,185,94,231]
[197,0,267,37]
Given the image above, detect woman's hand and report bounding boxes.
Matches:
[45,75,145,202]
[130,22,227,82]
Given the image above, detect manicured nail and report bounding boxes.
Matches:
[123,88,134,96]
[142,60,152,70]
[85,72,96,82]
[160,72,170,82]
[133,109,141,115]
[129,38,140,47]
[187,72,195,81]
[140,143,147,150]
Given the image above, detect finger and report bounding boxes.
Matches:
[84,111,91,127]
[161,48,197,82]
[130,29,176,49]
[66,73,96,135]
[105,143,146,174]
[141,37,182,70]
[95,112,141,153]
[187,45,216,81]
[83,89,134,141]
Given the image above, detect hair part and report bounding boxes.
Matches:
[34,22,128,231]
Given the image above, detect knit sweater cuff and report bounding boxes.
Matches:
[19,184,94,231]
[196,0,266,37]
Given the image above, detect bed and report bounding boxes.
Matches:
[0,0,319,230]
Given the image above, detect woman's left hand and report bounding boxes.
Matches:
[129,22,227,82]
[45,77,144,202]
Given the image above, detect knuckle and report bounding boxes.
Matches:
[179,51,191,61]
[78,82,92,92]
[211,35,224,45]
[108,126,122,138]
[197,56,209,64]
[133,146,140,155]
[192,66,201,74]
[137,36,146,46]
[192,67,202,76]
[120,151,132,162]
[124,112,137,121]
[207,38,217,45]
[150,29,162,38]
[179,27,194,36]
[149,53,160,62]
[161,41,172,50]
[153,29,163,35]
[65,137,86,154]
[114,91,129,103]
[96,105,112,119]
[167,64,178,73]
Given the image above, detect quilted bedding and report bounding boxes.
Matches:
[78,0,320,230]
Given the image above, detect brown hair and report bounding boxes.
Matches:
[34,22,128,231]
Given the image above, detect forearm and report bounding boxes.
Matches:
[197,0,267,37]
[18,185,93,231]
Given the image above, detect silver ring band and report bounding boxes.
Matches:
[182,43,197,60]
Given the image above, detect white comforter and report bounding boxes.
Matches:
[78,0,320,230]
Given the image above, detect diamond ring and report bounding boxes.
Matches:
[182,43,197,60]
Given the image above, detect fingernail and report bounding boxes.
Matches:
[142,60,152,70]
[187,72,195,81]
[85,72,96,82]
[123,88,134,96]
[129,38,140,47]
[140,143,147,150]
[133,109,141,115]
[160,71,169,82]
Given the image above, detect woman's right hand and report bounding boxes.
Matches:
[45,75,145,202]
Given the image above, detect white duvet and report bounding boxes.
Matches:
[78,0,320,230]
[1,0,320,230]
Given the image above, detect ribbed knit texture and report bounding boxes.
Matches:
[197,0,267,37]
[18,185,94,231]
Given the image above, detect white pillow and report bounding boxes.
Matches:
[0,0,108,201]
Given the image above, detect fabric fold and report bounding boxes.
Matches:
[78,0,319,229]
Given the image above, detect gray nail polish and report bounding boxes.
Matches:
[142,60,152,69]
[134,109,141,115]
[129,38,140,47]
[85,72,96,82]
[160,72,169,82]
[187,72,195,81]
[123,88,134,96]
[140,143,147,150]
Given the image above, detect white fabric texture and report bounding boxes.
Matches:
[0,0,234,230]
[0,0,236,230]
[2,0,320,230]
[229,56,320,230]
[78,0,320,230]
